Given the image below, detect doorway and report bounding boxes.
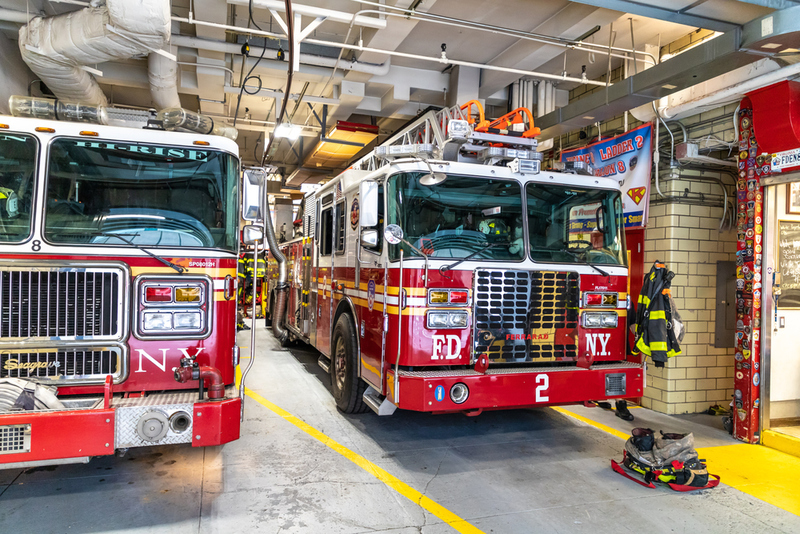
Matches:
[763,183,800,438]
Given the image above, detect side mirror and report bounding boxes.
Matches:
[242,169,265,221]
[384,224,403,244]
[242,224,264,245]
[361,229,379,248]
[595,206,606,233]
[360,180,378,227]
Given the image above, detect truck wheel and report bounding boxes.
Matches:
[330,315,368,413]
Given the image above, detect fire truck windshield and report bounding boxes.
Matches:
[387,172,524,261]
[43,138,239,252]
[526,183,626,266]
[0,133,37,243]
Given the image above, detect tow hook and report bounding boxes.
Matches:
[173,357,225,400]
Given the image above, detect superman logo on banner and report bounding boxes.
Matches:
[627,187,646,205]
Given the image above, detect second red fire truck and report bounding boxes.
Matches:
[0,97,245,468]
[266,103,644,415]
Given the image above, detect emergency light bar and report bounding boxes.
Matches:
[374,143,434,161]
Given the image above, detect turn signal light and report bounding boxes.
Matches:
[429,291,449,303]
[145,286,172,302]
[583,292,617,307]
[175,287,201,302]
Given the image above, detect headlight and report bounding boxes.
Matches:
[582,312,618,328]
[174,312,202,329]
[448,312,468,328]
[427,311,449,328]
[137,277,211,338]
[143,312,172,331]
[427,311,469,329]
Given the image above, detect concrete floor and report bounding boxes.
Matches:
[2,327,800,533]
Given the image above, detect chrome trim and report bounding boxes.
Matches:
[0,343,128,385]
[582,291,618,308]
[139,279,207,307]
[0,260,130,343]
[581,311,619,328]
[426,310,469,329]
[132,274,213,340]
[426,288,471,307]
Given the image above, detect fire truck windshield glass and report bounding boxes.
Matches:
[387,172,524,261]
[43,139,239,252]
[0,133,37,243]
[526,183,626,266]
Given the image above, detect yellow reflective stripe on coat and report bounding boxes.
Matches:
[650,341,668,352]
[649,310,666,320]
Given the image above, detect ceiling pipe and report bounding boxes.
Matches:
[536,6,800,139]
[18,0,171,107]
[170,35,391,76]
[174,15,609,88]
[658,62,800,120]
[0,7,36,24]
[338,0,657,66]
[226,0,387,30]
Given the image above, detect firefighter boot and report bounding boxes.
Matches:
[615,400,634,421]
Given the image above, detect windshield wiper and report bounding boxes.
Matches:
[559,248,609,277]
[440,242,503,274]
[91,232,186,274]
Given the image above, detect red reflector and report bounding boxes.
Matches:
[449,291,468,304]
[585,293,603,306]
[145,286,172,302]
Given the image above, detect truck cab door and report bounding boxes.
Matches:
[316,201,334,357]
[357,181,385,391]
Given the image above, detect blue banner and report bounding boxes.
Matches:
[561,123,652,228]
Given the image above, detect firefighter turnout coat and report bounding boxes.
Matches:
[632,261,681,367]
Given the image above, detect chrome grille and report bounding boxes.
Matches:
[1,348,122,381]
[0,267,124,340]
[474,269,579,362]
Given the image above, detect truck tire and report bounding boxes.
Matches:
[330,315,368,413]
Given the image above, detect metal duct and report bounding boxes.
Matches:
[148,52,181,110]
[18,0,171,107]
[536,6,800,140]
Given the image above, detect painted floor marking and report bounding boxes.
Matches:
[242,385,485,534]
[552,406,800,517]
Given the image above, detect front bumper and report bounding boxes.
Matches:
[394,361,643,412]
[0,386,241,469]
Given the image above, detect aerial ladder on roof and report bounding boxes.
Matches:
[351,100,544,172]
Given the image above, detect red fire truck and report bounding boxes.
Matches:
[0,97,243,468]
[265,103,644,415]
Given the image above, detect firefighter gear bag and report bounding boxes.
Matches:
[611,428,720,491]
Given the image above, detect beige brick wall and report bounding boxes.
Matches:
[639,104,739,414]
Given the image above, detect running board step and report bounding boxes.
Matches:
[318,355,331,374]
[363,386,397,416]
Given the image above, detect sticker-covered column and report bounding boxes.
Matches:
[734,100,768,443]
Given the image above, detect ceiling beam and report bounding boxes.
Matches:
[568,0,740,32]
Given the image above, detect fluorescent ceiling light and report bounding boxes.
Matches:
[274,123,302,140]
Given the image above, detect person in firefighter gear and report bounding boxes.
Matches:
[632,261,682,368]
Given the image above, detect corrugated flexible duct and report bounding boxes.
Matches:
[18,0,171,107]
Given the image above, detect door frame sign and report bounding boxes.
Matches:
[560,123,653,228]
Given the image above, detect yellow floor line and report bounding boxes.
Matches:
[550,406,630,440]
[237,372,483,533]
[552,406,800,517]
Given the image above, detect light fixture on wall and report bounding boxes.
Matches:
[274,122,302,140]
